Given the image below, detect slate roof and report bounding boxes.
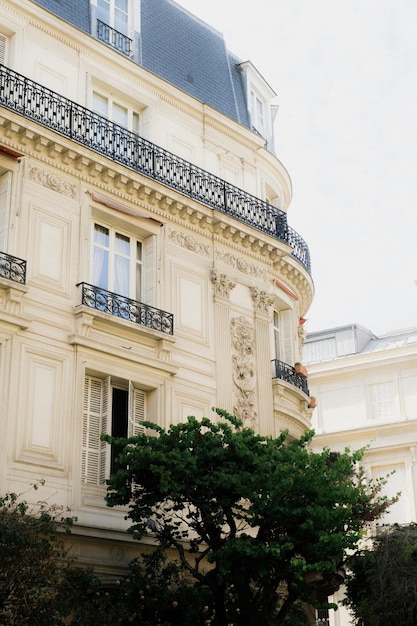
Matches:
[32,0,90,34]
[31,0,251,129]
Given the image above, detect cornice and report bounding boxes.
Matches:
[0,110,313,311]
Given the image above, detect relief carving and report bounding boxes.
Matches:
[211,269,236,299]
[168,229,210,256]
[231,316,257,425]
[251,287,275,316]
[216,249,267,279]
[29,166,77,199]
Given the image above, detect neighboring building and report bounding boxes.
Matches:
[304,324,417,626]
[0,0,313,575]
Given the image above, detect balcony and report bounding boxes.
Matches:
[0,251,26,285]
[77,282,174,336]
[0,65,311,274]
[97,20,132,56]
[271,359,309,396]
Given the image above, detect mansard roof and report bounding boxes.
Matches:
[31,0,252,128]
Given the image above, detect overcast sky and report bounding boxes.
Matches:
[179,0,417,336]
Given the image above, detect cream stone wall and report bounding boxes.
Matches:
[0,0,314,572]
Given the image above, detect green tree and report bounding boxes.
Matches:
[0,485,108,625]
[344,523,417,626]
[104,409,393,626]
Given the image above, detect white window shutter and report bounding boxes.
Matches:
[0,35,7,65]
[142,234,156,305]
[0,171,11,251]
[82,375,110,485]
[128,382,146,436]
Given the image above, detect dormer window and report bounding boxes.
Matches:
[238,61,278,152]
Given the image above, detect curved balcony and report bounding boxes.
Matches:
[0,64,311,274]
[271,359,312,437]
[271,359,309,395]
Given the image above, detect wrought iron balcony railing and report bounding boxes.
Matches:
[0,64,311,273]
[271,359,309,396]
[77,282,174,335]
[0,251,26,285]
[97,20,132,56]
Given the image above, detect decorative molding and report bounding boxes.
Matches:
[216,249,267,279]
[211,269,236,299]
[251,286,275,315]
[168,228,210,256]
[231,316,257,424]
[29,165,77,199]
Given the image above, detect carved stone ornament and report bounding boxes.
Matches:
[298,323,307,347]
[168,229,210,256]
[251,286,275,315]
[29,166,77,199]
[216,249,267,279]
[211,269,236,299]
[231,316,257,424]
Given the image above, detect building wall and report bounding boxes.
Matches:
[0,0,314,572]
[304,325,417,625]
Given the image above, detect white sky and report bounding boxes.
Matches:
[178,0,417,336]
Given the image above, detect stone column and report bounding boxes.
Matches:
[251,287,275,435]
[211,270,236,414]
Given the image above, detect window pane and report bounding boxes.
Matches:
[115,232,130,255]
[113,103,128,128]
[92,93,108,117]
[114,255,129,296]
[93,247,109,289]
[94,223,109,246]
[97,0,110,24]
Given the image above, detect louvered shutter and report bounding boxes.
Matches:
[82,375,110,484]
[0,35,7,65]
[0,172,11,251]
[142,235,156,305]
[128,382,146,436]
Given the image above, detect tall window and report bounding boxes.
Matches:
[97,0,128,35]
[273,310,281,361]
[251,90,265,135]
[92,222,142,300]
[92,92,139,133]
[82,375,145,485]
[0,171,12,251]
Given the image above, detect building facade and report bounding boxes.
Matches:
[304,324,417,625]
[0,0,314,574]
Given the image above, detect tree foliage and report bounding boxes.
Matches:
[0,484,109,625]
[344,523,417,626]
[104,409,393,625]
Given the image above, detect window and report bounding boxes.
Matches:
[92,91,139,133]
[82,375,145,485]
[92,222,143,300]
[97,0,128,35]
[369,382,395,420]
[271,308,293,365]
[273,310,281,360]
[0,171,11,251]
[251,90,265,136]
